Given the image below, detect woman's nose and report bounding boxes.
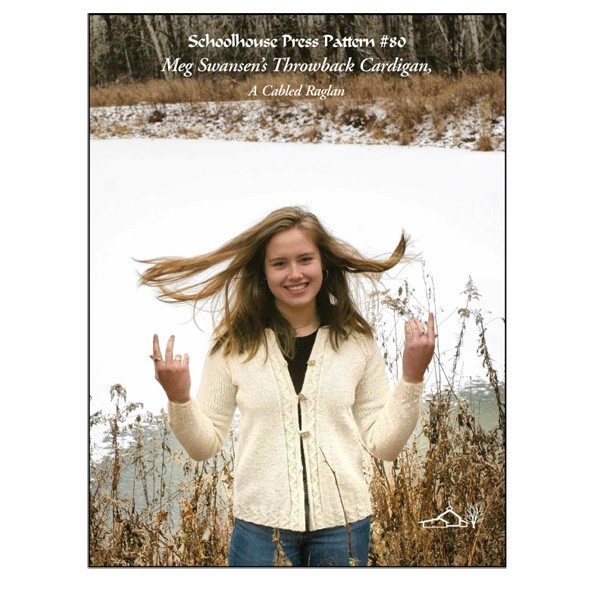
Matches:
[288,263,302,279]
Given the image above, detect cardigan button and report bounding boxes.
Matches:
[298,393,307,402]
[307,359,316,366]
[299,430,310,438]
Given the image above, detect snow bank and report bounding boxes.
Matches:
[90,100,505,151]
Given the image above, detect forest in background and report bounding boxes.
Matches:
[90,14,505,85]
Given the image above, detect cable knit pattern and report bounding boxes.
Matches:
[168,327,423,532]
[266,331,304,530]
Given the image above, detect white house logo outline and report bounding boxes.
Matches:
[419,505,468,528]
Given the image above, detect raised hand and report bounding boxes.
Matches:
[150,334,191,404]
[402,312,436,384]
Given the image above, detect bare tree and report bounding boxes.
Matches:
[465,502,484,528]
[143,15,172,81]
[466,15,483,73]
[405,15,417,62]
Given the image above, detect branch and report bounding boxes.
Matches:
[319,448,356,564]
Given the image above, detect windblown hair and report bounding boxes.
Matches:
[137,206,408,359]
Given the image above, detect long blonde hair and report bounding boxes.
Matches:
[137,206,408,359]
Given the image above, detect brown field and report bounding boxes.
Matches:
[91,72,504,113]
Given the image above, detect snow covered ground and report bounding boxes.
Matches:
[91,138,504,424]
[90,100,505,151]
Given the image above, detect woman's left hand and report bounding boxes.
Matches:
[402,312,436,383]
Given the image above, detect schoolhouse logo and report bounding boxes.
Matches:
[419,504,483,529]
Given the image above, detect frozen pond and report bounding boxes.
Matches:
[91,139,504,417]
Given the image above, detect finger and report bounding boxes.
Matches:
[152,334,162,360]
[165,335,174,362]
[183,353,189,368]
[427,312,436,340]
[405,319,415,338]
[174,354,182,362]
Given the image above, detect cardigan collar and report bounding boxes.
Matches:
[265,327,329,390]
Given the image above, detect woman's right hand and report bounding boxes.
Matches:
[150,334,191,404]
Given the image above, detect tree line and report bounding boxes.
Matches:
[90,14,505,85]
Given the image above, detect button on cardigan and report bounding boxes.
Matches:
[168,327,423,532]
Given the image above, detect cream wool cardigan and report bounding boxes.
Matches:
[168,327,423,532]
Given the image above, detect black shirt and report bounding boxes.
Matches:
[284,329,318,394]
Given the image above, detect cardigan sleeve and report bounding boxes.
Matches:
[352,336,423,461]
[167,347,238,461]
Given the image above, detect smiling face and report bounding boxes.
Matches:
[264,227,324,324]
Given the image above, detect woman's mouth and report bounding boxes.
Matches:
[285,282,309,293]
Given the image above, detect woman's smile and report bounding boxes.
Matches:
[284,282,310,293]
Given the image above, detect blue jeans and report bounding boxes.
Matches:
[228,516,371,567]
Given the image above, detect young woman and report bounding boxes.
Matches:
[139,206,435,567]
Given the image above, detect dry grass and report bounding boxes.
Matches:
[90,73,504,124]
[91,73,503,111]
[90,276,505,567]
[90,402,235,566]
[476,133,495,152]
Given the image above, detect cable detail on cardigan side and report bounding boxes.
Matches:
[266,330,304,530]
